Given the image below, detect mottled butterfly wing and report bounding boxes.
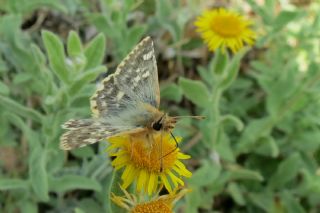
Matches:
[60,119,145,150]
[90,36,160,118]
[60,119,114,150]
[60,37,160,150]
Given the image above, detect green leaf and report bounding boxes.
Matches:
[235,117,272,154]
[268,153,302,190]
[155,1,181,41]
[31,44,46,66]
[210,49,229,76]
[49,175,102,193]
[185,187,203,213]
[2,0,67,14]
[227,165,264,182]
[69,57,87,73]
[0,81,9,95]
[219,114,244,132]
[246,0,273,25]
[0,179,28,190]
[197,66,213,86]
[215,133,235,162]
[74,208,86,213]
[84,33,106,70]
[18,200,38,213]
[281,191,306,213]
[156,0,173,22]
[0,95,43,123]
[219,48,248,90]
[188,160,221,187]
[46,149,65,174]
[248,191,274,212]
[0,56,8,73]
[108,170,127,213]
[67,31,83,57]
[71,146,95,158]
[299,169,320,199]
[13,73,32,85]
[42,30,69,84]
[292,131,320,152]
[160,83,183,102]
[126,25,146,51]
[254,136,279,158]
[68,66,106,96]
[29,146,49,201]
[227,182,245,206]
[274,11,302,31]
[4,113,39,149]
[178,77,210,107]
[78,198,104,213]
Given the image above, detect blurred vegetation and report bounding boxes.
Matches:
[1,0,320,212]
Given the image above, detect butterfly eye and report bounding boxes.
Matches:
[152,120,162,131]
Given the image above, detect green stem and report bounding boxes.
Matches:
[211,86,222,145]
[91,161,111,179]
[108,170,126,213]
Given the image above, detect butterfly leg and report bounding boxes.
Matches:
[149,132,163,172]
[129,135,134,160]
[158,131,179,169]
[146,133,154,166]
[170,131,179,151]
[159,131,163,172]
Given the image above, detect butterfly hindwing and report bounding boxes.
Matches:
[60,119,145,150]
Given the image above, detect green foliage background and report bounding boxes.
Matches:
[1,0,320,212]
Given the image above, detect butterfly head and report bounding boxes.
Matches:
[152,113,177,132]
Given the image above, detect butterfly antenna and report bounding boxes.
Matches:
[170,131,179,149]
[159,131,179,163]
[172,115,205,120]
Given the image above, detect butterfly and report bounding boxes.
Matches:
[60,37,185,150]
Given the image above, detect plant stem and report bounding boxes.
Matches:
[211,86,222,145]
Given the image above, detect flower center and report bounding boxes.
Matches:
[211,15,243,37]
[131,201,172,213]
[127,134,178,173]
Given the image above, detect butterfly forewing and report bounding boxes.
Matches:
[90,36,160,118]
[60,37,161,150]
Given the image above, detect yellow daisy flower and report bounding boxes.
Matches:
[111,186,190,213]
[107,132,192,195]
[195,8,256,53]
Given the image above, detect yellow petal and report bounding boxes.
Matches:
[160,173,172,193]
[137,169,148,192]
[148,172,157,195]
[122,167,138,189]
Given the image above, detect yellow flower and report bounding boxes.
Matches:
[107,132,192,195]
[195,8,256,53]
[111,186,190,213]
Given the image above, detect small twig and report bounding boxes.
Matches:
[182,131,202,151]
[26,10,48,33]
